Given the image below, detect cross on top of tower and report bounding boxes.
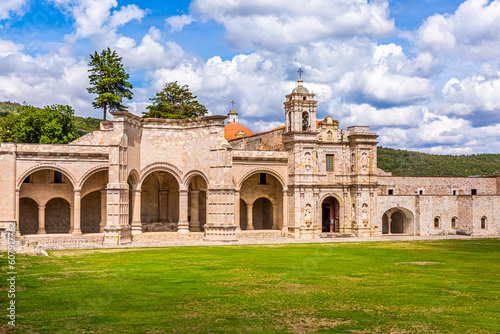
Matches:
[298,68,304,80]
[230,100,236,109]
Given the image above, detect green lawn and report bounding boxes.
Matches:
[2,239,499,333]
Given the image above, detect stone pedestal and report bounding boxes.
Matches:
[102,226,132,245]
[299,225,320,239]
[204,225,239,242]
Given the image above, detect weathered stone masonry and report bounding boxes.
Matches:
[0,80,498,242]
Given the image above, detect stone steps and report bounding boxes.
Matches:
[319,233,354,238]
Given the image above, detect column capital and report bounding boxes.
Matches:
[247,204,253,208]
[73,188,81,194]
[38,205,46,209]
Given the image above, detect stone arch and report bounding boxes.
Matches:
[237,167,286,190]
[185,172,208,232]
[248,194,275,206]
[319,193,344,207]
[183,170,209,189]
[42,194,73,207]
[138,163,183,190]
[381,206,415,235]
[17,164,76,188]
[127,169,140,190]
[78,165,109,188]
[140,165,181,231]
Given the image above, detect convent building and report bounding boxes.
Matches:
[1,80,499,244]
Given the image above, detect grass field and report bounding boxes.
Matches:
[1,239,499,333]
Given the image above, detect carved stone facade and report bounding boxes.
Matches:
[0,80,499,242]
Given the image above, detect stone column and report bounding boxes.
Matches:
[329,198,335,232]
[282,189,288,234]
[15,189,20,236]
[189,190,200,232]
[69,206,74,233]
[100,190,106,233]
[272,204,278,229]
[247,204,254,230]
[159,190,169,222]
[37,205,46,234]
[388,217,392,234]
[72,189,82,236]
[131,190,142,234]
[177,189,189,233]
[234,190,241,231]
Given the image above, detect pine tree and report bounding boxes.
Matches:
[87,48,133,121]
[142,81,207,119]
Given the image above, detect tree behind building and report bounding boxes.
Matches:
[0,104,79,144]
[87,48,133,121]
[142,81,208,119]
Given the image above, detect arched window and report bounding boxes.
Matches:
[434,217,440,229]
[481,217,487,229]
[302,112,309,131]
[451,217,457,229]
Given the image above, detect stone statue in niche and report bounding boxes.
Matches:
[304,204,312,223]
[326,130,332,141]
[302,112,309,131]
[304,151,312,172]
[350,153,356,172]
[362,203,368,220]
[361,152,369,173]
[352,203,356,219]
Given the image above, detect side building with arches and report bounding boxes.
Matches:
[0,80,499,242]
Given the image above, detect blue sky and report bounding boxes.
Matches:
[1,0,500,154]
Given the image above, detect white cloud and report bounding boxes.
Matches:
[165,14,195,32]
[0,0,29,21]
[439,67,500,124]
[0,45,92,115]
[50,0,145,43]
[191,0,394,52]
[336,44,435,106]
[415,0,500,60]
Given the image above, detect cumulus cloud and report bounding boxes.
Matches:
[439,65,500,125]
[191,0,394,52]
[0,40,92,114]
[336,44,435,107]
[165,14,195,32]
[0,0,29,21]
[415,0,500,60]
[50,0,145,43]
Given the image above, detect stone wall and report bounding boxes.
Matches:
[229,128,285,151]
[379,176,497,195]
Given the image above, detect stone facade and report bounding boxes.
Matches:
[0,80,499,242]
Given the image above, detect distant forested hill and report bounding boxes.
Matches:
[377,147,500,177]
[0,101,101,137]
[2,102,500,176]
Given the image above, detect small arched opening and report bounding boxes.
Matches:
[321,196,340,232]
[140,171,180,232]
[382,207,415,235]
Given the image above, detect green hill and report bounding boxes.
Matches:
[2,102,500,177]
[0,101,101,138]
[377,147,500,177]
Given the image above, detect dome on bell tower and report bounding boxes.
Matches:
[292,79,309,94]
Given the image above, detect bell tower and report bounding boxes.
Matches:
[284,73,317,133]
